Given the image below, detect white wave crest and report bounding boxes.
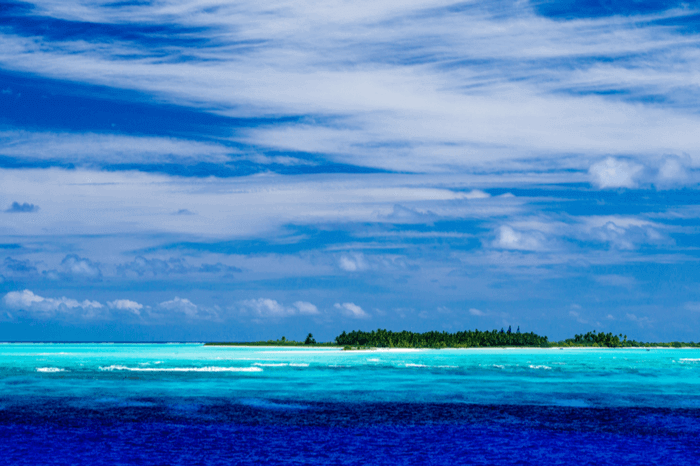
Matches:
[289,363,309,367]
[253,363,288,367]
[99,365,262,372]
[680,358,700,362]
[367,358,380,362]
[36,367,65,373]
[437,365,458,368]
[405,363,427,367]
[492,364,505,369]
[529,365,552,370]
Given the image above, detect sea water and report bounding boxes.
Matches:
[1,344,699,465]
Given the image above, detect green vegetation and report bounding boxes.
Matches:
[204,335,336,347]
[335,326,548,348]
[551,330,700,348]
[206,327,700,348]
[304,333,316,345]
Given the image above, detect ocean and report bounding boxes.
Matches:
[1,343,699,465]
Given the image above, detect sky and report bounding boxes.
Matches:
[1,0,700,342]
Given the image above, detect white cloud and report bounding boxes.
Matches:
[493,226,546,251]
[589,158,644,189]
[1,0,699,176]
[0,130,231,166]
[158,297,199,317]
[107,299,144,315]
[625,313,653,327]
[469,308,485,316]
[241,298,292,317]
[338,253,368,272]
[569,309,588,324]
[582,217,666,250]
[59,254,101,279]
[655,155,692,189]
[334,302,369,319]
[293,301,319,315]
[589,156,694,190]
[2,289,103,317]
[463,190,490,200]
[240,298,319,317]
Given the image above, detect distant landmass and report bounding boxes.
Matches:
[206,328,700,348]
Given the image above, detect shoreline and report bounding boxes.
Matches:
[204,344,700,350]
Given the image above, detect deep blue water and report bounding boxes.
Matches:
[1,344,699,465]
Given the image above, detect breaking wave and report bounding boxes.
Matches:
[99,365,262,372]
[36,367,66,373]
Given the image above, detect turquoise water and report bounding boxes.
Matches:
[5,344,700,407]
[2,344,700,464]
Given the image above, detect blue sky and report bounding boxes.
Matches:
[1,0,700,342]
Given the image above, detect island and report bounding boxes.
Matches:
[205,328,700,348]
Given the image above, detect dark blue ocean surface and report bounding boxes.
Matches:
[1,344,700,465]
[0,399,699,465]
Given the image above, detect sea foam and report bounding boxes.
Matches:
[36,367,66,373]
[99,365,262,372]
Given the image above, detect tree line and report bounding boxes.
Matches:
[335,326,549,348]
[206,329,700,348]
[334,328,700,348]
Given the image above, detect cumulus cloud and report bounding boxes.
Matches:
[293,301,319,315]
[3,255,102,280]
[589,156,694,190]
[117,256,239,277]
[240,298,319,318]
[334,302,369,319]
[107,299,144,315]
[655,155,692,189]
[583,217,666,250]
[241,298,291,317]
[338,253,368,272]
[157,297,205,319]
[2,289,103,318]
[589,158,644,189]
[118,256,188,276]
[5,202,39,213]
[493,226,547,251]
[3,257,38,275]
[58,254,102,279]
[383,204,436,223]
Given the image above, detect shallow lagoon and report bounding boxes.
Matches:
[1,344,699,464]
